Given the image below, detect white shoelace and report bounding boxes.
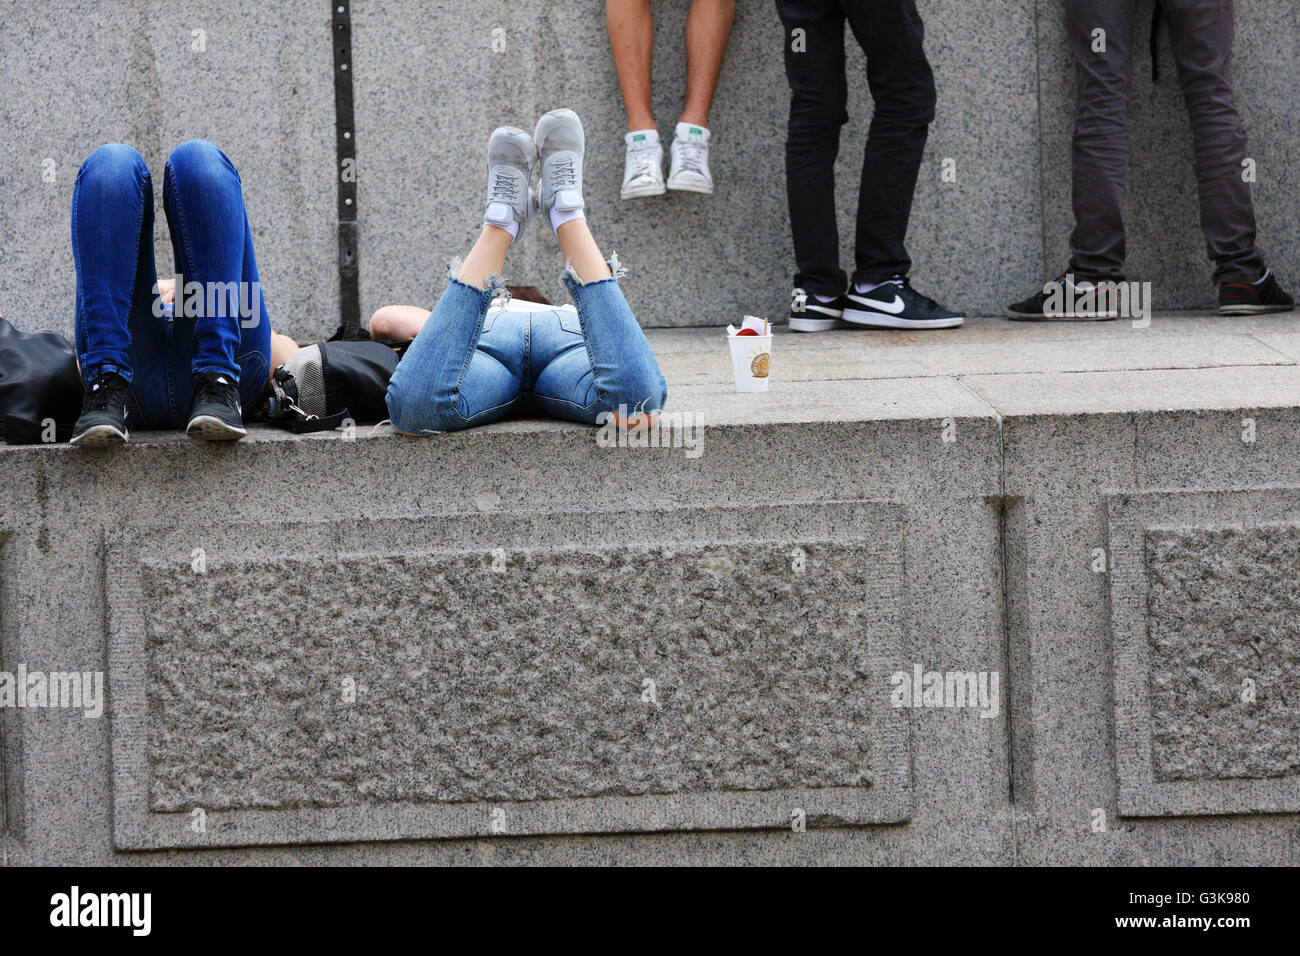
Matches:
[550,156,577,190]
[627,146,660,183]
[675,140,708,174]
[490,169,519,204]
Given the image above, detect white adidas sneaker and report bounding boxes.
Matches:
[667,122,713,195]
[621,128,666,199]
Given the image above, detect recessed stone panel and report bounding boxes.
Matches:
[1109,489,1300,817]
[108,503,910,849]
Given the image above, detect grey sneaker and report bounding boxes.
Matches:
[534,108,585,223]
[484,126,536,238]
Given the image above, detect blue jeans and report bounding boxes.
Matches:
[72,141,272,428]
[386,269,668,432]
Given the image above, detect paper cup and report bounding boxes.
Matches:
[728,334,772,392]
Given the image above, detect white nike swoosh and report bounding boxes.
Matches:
[848,293,906,315]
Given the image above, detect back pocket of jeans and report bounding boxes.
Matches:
[556,307,583,334]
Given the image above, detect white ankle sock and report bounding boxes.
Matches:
[549,206,585,233]
[854,280,888,294]
[485,217,520,242]
[627,128,660,147]
[674,121,710,142]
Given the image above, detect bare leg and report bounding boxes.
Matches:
[556,219,612,284]
[607,0,657,131]
[681,0,735,127]
[457,224,513,290]
[368,305,431,341]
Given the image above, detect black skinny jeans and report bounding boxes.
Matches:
[776,0,937,296]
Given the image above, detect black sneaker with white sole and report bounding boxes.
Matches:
[186,372,247,441]
[843,277,964,329]
[1219,269,1295,315]
[1006,275,1120,321]
[788,287,847,332]
[69,371,132,446]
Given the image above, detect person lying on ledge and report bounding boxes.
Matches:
[68,140,297,446]
[380,109,668,434]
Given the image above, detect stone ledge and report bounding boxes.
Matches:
[4,313,1300,456]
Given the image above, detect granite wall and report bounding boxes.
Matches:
[0,0,1294,343]
[2,1,1296,341]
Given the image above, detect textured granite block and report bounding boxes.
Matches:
[351,0,1040,326]
[1108,488,1300,817]
[1035,0,1300,307]
[1147,527,1300,781]
[108,504,911,849]
[0,1,338,344]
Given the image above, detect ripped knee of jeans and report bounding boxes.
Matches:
[563,250,629,286]
[445,259,505,298]
[608,250,628,280]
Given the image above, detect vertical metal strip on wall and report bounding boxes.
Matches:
[331,2,362,339]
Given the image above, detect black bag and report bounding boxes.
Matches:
[260,339,399,433]
[0,317,83,444]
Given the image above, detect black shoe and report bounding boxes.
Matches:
[69,372,132,446]
[1219,269,1295,315]
[843,277,964,329]
[788,287,847,332]
[186,371,247,441]
[1006,275,1120,321]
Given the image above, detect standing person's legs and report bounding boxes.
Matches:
[776,0,849,299]
[607,0,657,133]
[845,0,935,286]
[1066,0,1137,283]
[161,140,272,418]
[1162,0,1263,284]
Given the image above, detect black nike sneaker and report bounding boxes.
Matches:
[843,277,964,329]
[186,371,246,441]
[69,371,132,446]
[1219,269,1295,315]
[788,287,847,332]
[1007,275,1120,320]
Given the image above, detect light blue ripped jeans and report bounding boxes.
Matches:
[385,265,668,433]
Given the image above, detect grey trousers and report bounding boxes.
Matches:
[1067,0,1264,283]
